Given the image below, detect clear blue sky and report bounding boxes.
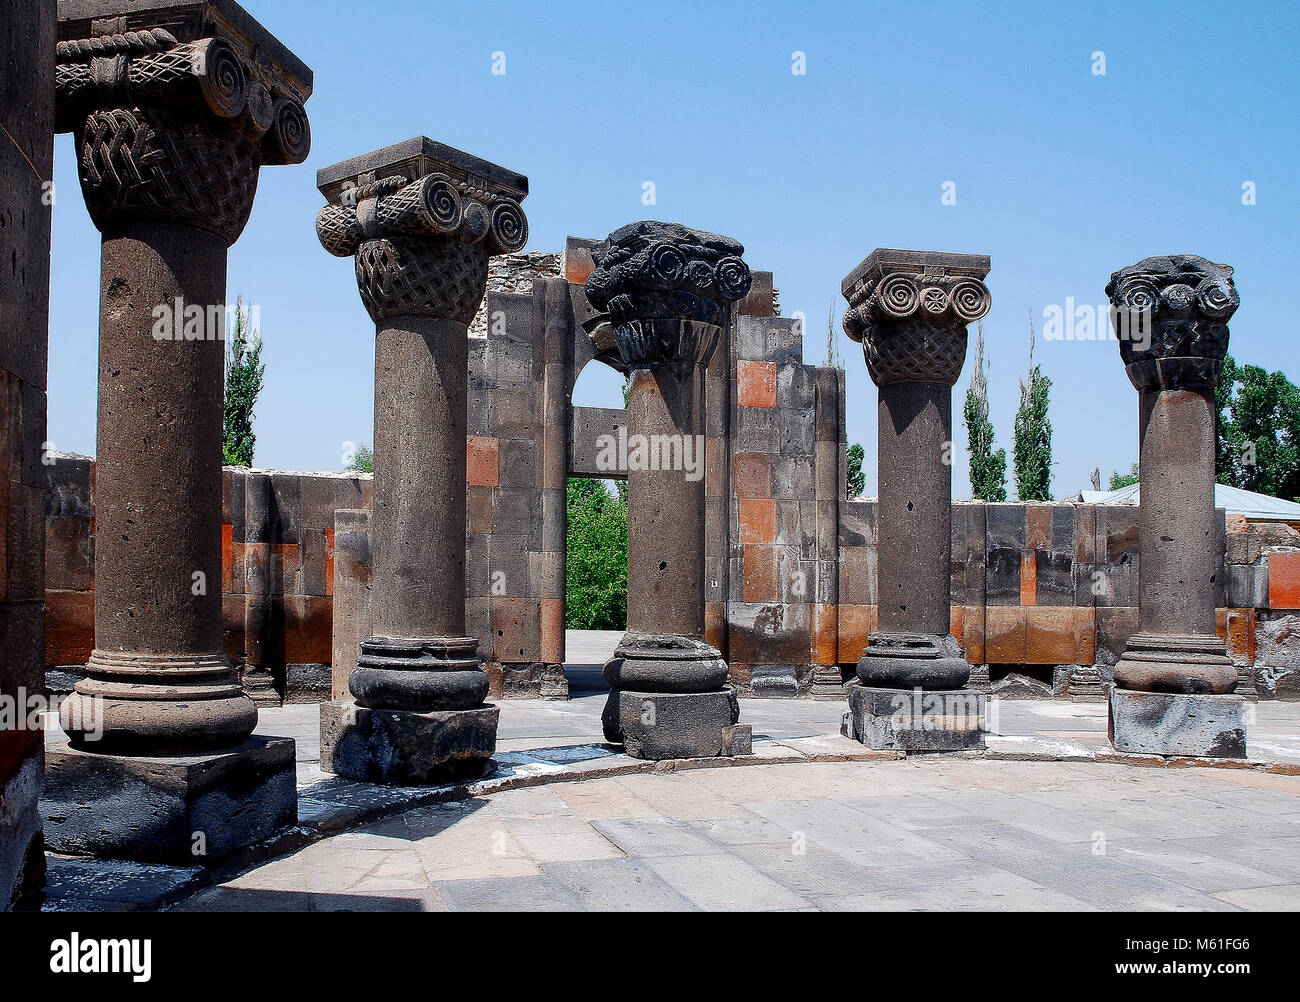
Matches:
[46,0,1300,498]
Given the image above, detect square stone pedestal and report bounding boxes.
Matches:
[604,688,741,760]
[842,682,986,751]
[1108,689,1246,759]
[319,701,499,784]
[41,736,297,865]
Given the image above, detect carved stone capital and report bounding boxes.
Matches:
[1105,254,1238,390]
[841,249,991,387]
[584,221,752,367]
[316,138,529,325]
[55,2,313,245]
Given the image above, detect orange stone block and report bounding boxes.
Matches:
[1218,608,1256,663]
[705,602,727,652]
[1269,551,1300,608]
[467,436,500,488]
[221,523,234,595]
[732,452,772,499]
[960,605,986,665]
[837,604,877,660]
[742,545,780,603]
[1026,506,1052,551]
[540,597,564,663]
[1019,551,1037,607]
[736,360,777,408]
[738,498,777,545]
[1025,607,1078,664]
[985,606,1027,663]
[45,589,94,667]
[812,603,838,665]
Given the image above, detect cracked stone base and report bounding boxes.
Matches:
[602,688,740,760]
[842,681,986,751]
[319,700,499,784]
[1108,688,1247,759]
[41,736,297,865]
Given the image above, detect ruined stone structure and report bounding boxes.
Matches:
[40,0,311,863]
[0,0,56,910]
[1106,255,1249,758]
[314,138,529,783]
[840,250,991,749]
[581,221,753,759]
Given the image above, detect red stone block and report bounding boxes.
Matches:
[1269,551,1300,609]
[44,588,93,666]
[732,453,772,500]
[736,360,777,408]
[467,436,500,488]
[738,498,776,545]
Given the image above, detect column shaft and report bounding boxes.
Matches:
[1136,386,1218,639]
[876,380,952,638]
[370,317,468,641]
[626,362,706,640]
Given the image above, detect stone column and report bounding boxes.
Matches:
[42,2,312,863]
[584,221,752,760]
[315,138,529,784]
[1106,255,1246,758]
[840,250,991,750]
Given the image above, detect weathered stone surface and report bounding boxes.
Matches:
[843,250,988,695]
[721,724,753,756]
[319,701,498,785]
[607,688,740,760]
[1107,254,1239,707]
[41,737,297,864]
[989,672,1054,699]
[858,632,970,690]
[1107,689,1246,759]
[602,634,728,693]
[843,682,985,751]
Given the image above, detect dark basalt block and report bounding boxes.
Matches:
[1108,689,1246,759]
[605,688,740,761]
[319,701,498,785]
[857,632,972,690]
[842,682,985,752]
[602,633,729,693]
[41,736,297,864]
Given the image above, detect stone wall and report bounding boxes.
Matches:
[1,0,55,910]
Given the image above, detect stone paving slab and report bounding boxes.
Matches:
[35,695,1300,912]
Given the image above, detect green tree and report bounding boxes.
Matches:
[1216,353,1300,500]
[962,323,1007,501]
[565,478,628,629]
[1108,462,1139,490]
[846,442,865,497]
[1012,314,1053,500]
[222,297,264,467]
[347,445,374,473]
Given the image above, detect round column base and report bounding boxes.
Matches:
[349,635,489,711]
[61,650,256,754]
[1114,633,1236,694]
[857,632,971,690]
[602,633,729,693]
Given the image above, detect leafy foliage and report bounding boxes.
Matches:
[565,478,628,630]
[1216,354,1300,500]
[1012,316,1053,501]
[222,297,264,467]
[348,445,374,474]
[1108,462,1139,490]
[846,443,865,498]
[962,323,1007,501]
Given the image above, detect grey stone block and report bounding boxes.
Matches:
[609,688,740,760]
[319,700,498,785]
[1225,564,1268,609]
[722,724,752,756]
[1107,689,1246,758]
[843,682,986,751]
[41,736,297,864]
[750,663,801,698]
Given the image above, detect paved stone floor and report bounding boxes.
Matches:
[39,666,1300,912]
[176,756,1300,912]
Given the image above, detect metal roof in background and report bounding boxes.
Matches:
[1077,482,1300,521]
